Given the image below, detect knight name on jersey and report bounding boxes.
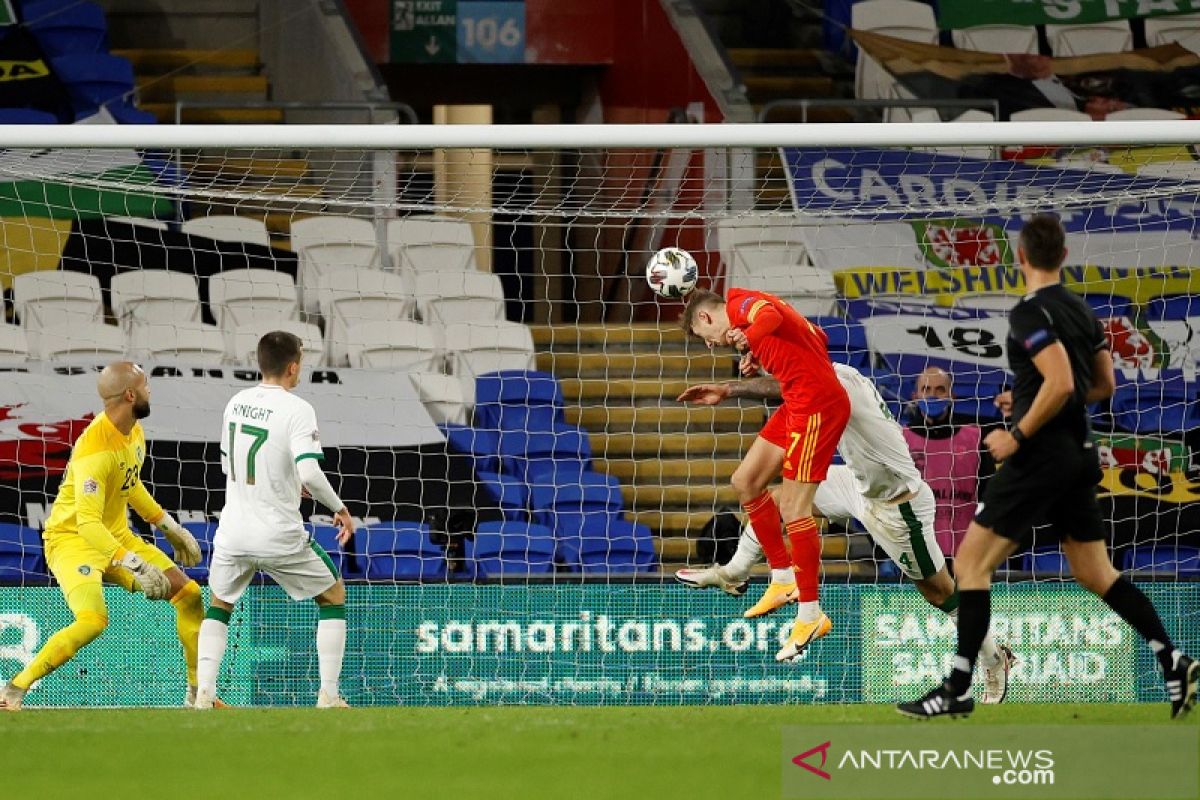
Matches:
[230,403,274,422]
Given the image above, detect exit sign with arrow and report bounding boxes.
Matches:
[390,0,526,64]
[391,0,458,63]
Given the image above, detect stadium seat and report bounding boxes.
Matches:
[50,53,134,108]
[444,321,536,383]
[1145,12,1200,52]
[811,315,871,371]
[465,521,556,578]
[34,321,124,362]
[24,0,108,55]
[412,270,506,325]
[1024,549,1072,577]
[131,320,226,366]
[530,478,623,528]
[172,522,215,582]
[1145,295,1198,321]
[208,269,300,331]
[1104,108,1187,121]
[1123,546,1200,576]
[344,320,442,370]
[0,108,60,124]
[13,270,103,331]
[289,216,380,314]
[715,217,813,288]
[0,323,30,365]
[1045,20,1132,56]
[800,223,928,272]
[950,25,1037,54]
[309,523,364,580]
[409,372,468,425]
[110,269,201,333]
[473,370,565,432]
[362,521,446,581]
[745,265,839,317]
[387,216,477,273]
[438,422,501,473]
[1111,370,1196,433]
[0,523,44,581]
[105,215,169,231]
[317,268,413,366]
[884,355,1011,422]
[229,319,324,367]
[1009,108,1093,123]
[557,517,656,574]
[182,215,271,247]
[476,471,530,520]
[851,0,938,100]
[498,427,592,482]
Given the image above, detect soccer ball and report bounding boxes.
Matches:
[645,247,699,299]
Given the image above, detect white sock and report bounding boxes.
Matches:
[771,568,795,584]
[947,608,1003,668]
[317,618,347,698]
[725,529,763,582]
[197,618,228,696]
[796,600,822,622]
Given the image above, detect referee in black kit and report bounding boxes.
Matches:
[898,214,1198,720]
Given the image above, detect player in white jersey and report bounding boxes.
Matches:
[676,363,1015,703]
[194,331,355,709]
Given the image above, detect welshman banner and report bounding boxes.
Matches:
[852,30,1200,119]
[938,0,1200,30]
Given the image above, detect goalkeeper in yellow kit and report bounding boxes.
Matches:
[0,362,208,710]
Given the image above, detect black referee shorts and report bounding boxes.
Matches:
[974,433,1106,545]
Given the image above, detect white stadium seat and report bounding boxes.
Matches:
[413,270,505,324]
[409,371,468,425]
[110,270,201,332]
[229,320,325,368]
[851,0,938,101]
[290,216,380,313]
[182,215,271,247]
[130,320,226,366]
[387,216,477,274]
[951,25,1038,54]
[748,265,840,317]
[443,321,536,380]
[208,269,299,331]
[344,320,442,370]
[0,323,29,365]
[716,217,813,287]
[1045,20,1131,56]
[1145,12,1200,52]
[1104,108,1187,121]
[35,321,124,363]
[317,268,414,367]
[12,270,103,331]
[105,215,169,231]
[1009,108,1093,123]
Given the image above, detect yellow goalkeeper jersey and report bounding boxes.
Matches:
[43,411,164,561]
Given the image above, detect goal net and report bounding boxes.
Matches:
[0,123,1196,707]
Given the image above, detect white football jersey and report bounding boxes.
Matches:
[216,383,325,556]
[833,363,923,501]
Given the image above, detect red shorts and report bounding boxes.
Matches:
[758,401,850,483]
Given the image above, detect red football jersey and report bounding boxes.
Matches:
[726,287,846,411]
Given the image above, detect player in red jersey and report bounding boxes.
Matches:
[680,288,850,660]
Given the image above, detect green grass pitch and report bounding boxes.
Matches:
[0,704,1183,799]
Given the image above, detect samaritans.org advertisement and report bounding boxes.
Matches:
[0,584,1196,706]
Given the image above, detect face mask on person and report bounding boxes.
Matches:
[912,397,950,422]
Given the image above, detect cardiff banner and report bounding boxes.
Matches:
[2,583,1194,706]
[938,0,1200,30]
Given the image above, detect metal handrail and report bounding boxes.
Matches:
[173,100,419,125]
[758,97,1002,123]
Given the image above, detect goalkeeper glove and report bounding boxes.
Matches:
[156,513,202,567]
[115,549,171,599]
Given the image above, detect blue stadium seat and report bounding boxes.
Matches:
[474,370,564,431]
[488,405,562,434]
[165,521,216,582]
[25,0,108,55]
[1080,293,1134,320]
[498,427,592,481]
[530,479,623,529]
[811,314,871,371]
[0,108,60,124]
[886,355,1011,423]
[557,517,655,574]
[1111,370,1195,433]
[438,423,500,474]
[1145,294,1198,321]
[309,523,364,580]
[0,523,44,580]
[1024,549,1072,577]
[108,105,157,124]
[465,521,556,578]
[1123,546,1200,576]
[361,521,446,581]
[477,470,529,520]
[50,53,134,109]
